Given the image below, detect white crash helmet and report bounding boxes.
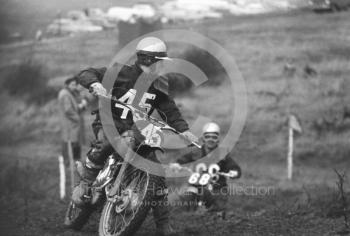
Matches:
[136,37,170,60]
[202,122,220,135]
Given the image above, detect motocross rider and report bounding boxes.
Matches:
[170,122,241,217]
[71,37,197,236]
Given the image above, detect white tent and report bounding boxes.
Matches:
[160,0,223,21]
[107,4,156,22]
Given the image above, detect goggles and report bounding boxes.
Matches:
[137,51,171,62]
[203,133,219,141]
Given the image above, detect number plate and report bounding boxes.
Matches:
[188,173,211,186]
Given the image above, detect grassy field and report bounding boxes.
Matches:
[0,8,350,236]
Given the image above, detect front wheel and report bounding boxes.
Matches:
[99,167,161,236]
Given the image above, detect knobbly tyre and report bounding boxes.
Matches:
[64,93,200,236]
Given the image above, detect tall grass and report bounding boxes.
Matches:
[2,60,57,104]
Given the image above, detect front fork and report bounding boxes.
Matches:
[88,155,120,206]
[105,148,135,201]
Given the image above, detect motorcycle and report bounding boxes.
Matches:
[175,164,239,211]
[64,92,200,236]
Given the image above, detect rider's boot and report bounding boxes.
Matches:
[71,139,109,207]
[71,159,102,207]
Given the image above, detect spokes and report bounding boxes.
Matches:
[103,169,149,235]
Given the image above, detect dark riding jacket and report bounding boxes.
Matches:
[76,63,189,138]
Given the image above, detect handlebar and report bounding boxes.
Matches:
[172,165,238,178]
[218,170,239,178]
[95,92,201,148]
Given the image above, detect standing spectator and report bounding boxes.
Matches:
[58,77,87,165]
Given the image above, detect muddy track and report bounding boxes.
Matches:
[0,154,347,236]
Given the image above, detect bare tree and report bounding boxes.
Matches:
[334,169,350,234]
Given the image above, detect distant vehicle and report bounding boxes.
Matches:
[309,0,350,12]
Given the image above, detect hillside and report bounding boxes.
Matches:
[1,9,349,169]
[0,0,307,43]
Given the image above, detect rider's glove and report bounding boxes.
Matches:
[169,163,182,172]
[78,99,88,110]
[181,130,198,145]
[226,170,239,179]
[90,82,107,96]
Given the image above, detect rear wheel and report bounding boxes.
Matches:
[99,167,161,236]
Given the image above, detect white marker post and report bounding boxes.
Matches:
[287,115,302,180]
[287,126,294,180]
[67,141,75,191]
[58,155,66,199]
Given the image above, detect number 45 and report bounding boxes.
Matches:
[115,89,156,119]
